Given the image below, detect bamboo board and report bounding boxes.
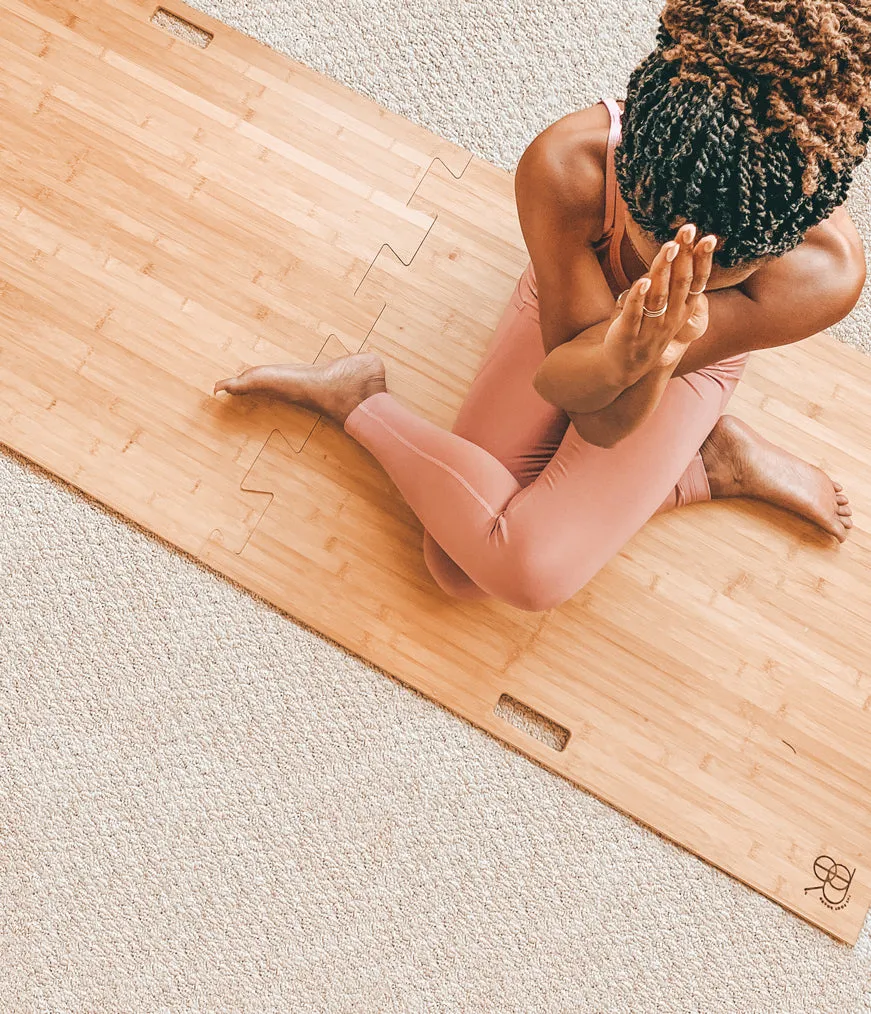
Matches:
[1,0,870,945]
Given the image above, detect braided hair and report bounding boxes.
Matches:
[614,0,871,268]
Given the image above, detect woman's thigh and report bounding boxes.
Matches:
[451,261,569,488]
[423,260,565,597]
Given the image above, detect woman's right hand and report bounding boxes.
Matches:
[603,223,717,385]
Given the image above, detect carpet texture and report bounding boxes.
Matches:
[3,1,871,1011]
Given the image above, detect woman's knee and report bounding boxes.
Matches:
[423,527,588,612]
[423,532,576,611]
[422,531,491,601]
[502,574,576,612]
[487,539,583,612]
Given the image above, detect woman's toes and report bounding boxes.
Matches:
[833,480,843,491]
[837,503,852,516]
[836,492,849,505]
[214,377,239,395]
[214,366,274,397]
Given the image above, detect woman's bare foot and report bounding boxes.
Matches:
[214,352,387,426]
[699,415,853,542]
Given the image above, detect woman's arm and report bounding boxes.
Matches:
[514,113,700,416]
[531,317,633,413]
[514,118,636,358]
[544,218,866,446]
[532,225,713,418]
[566,359,678,448]
[565,275,862,448]
[672,244,865,377]
[540,228,715,446]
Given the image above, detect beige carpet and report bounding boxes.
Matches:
[3,1,871,1010]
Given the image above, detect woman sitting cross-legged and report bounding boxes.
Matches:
[215,0,866,612]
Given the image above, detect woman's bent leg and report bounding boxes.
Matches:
[345,344,749,611]
[421,263,569,599]
[411,261,749,602]
[448,263,570,486]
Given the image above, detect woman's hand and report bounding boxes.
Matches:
[604,224,717,384]
[656,290,711,370]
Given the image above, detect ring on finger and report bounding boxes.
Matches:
[641,303,668,318]
[688,286,706,296]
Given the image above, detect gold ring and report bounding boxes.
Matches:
[641,303,668,318]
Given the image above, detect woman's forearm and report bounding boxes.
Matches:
[533,319,632,414]
[567,358,676,448]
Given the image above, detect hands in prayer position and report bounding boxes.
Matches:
[604,223,717,385]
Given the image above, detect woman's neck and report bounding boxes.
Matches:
[623,210,661,272]
[622,206,760,291]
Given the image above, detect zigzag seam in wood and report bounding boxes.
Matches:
[234,152,476,501]
[354,153,475,291]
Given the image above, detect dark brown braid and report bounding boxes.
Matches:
[614,0,871,268]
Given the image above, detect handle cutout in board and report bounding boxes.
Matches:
[494,694,570,752]
[151,8,214,48]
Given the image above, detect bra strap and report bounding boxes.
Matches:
[609,193,632,292]
[599,97,622,239]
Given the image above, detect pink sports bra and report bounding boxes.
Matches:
[592,96,634,293]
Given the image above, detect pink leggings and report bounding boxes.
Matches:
[344,261,749,611]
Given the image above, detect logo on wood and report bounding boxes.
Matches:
[804,855,856,910]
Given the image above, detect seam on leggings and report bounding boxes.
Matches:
[356,402,499,517]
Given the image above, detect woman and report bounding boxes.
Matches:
[215,0,867,612]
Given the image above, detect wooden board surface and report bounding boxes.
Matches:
[1,0,869,945]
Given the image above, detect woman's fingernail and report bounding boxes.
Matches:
[684,224,697,244]
[704,236,717,252]
[640,278,651,293]
[666,243,679,262]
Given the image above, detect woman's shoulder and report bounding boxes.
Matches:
[514,103,613,239]
[744,206,866,317]
[810,207,866,285]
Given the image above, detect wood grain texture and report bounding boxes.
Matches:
[1,0,869,944]
[0,0,468,554]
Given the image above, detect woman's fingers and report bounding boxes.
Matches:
[627,224,717,365]
[664,223,698,329]
[689,234,717,300]
[642,240,678,319]
[617,275,653,333]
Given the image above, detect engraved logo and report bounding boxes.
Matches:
[804,855,855,911]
